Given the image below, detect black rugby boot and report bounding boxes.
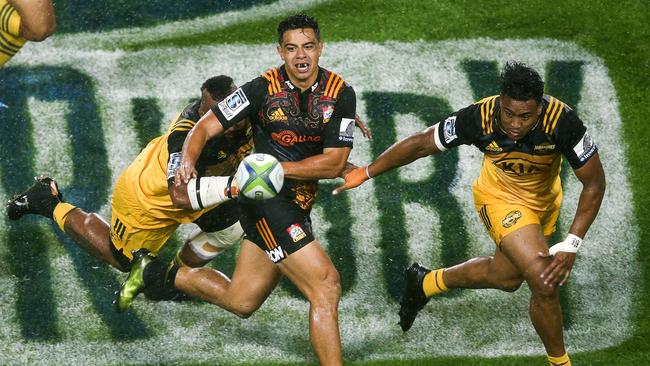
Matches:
[398,262,432,332]
[6,176,62,220]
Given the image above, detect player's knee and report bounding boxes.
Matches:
[24,20,56,42]
[310,267,341,308]
[528,276,558,298]
[232,301,262,319]
[498,278,523,292]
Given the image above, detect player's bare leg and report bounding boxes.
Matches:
[442,246,524,292]
[62,209,126,271]
[499,224,566,357]
[174,240,281,317]
[278,240,342,366]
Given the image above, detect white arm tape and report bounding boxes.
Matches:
[432,123,447,152]
[186,176,231,211]
[548,233,583,256]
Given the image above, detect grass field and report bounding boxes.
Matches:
[1,1,649,365]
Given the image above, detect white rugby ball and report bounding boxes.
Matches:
[235,153,284,200]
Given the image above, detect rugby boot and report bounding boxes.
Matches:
[398,262,432,332]
[6,176,62,220]
[114,249,154,312]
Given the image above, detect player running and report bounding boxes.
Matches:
[334,61,606,366]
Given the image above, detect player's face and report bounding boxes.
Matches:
[277,28,323,90]
[498,95,542,141]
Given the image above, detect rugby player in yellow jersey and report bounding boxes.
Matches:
[0,0,55,66]
[334,62,606,366]
[6,76,250,286]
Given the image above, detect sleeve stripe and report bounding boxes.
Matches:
[543,97,557,133]
[548,102,565,134]
[330,77,345,99]
[479,96,497,134]
[432,123,447,151]
[325,73,340,97]
[271,68,281,93]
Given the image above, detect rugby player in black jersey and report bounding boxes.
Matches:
[6,76,249,283]
[335,62,606,366]
[117,13,355,366]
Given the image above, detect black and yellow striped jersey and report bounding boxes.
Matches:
[434,95,597,211]
[119,101,252,225]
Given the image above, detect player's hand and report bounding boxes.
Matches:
[332,166,370,195]
[340,162,359,178]
[355,114,372,139]
[175,160,197,186]
[538,250,577,288]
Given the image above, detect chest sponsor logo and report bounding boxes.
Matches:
[266,246,286,263]
[287,223,307,242]
[339,117,355,142]
[573,131,597,162]
[502,210,522,228]
[268,108,288,122]
[443,116,457,144]
[218,88,250,121]
[493,157,549,176]
[271,130,322,146]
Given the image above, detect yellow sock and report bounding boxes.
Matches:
[422,269,448,297]
[0,0,22,36]
[52,202,77,231]
[547,353,571,366]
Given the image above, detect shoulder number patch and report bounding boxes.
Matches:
[573,131,597,162]
[218,88,250,121]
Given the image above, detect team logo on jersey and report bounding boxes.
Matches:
[573,132,597,162]
[269,108,288,122]
[218,88,250,121]
[287,223,307,242]
[338,118,355,142]
[502,210,522,228]
[322,105,334,123]
[271,130,322,146]
[443,116,457,144]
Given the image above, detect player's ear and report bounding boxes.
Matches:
[277,45,284,60]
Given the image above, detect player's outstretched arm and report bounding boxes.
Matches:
[281,147,351,180]
[333,125,441,194]
[539,152,606,287]
[10,0,55,41]
[178,110,225,185]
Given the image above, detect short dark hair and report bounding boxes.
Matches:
[201,75,235,101]
[499,61,544,102]
[277,13,320,44]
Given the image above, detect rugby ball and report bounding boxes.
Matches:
[235,153,284,200]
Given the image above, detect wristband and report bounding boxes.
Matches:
[365,165,372,179]
[548,233,583,255]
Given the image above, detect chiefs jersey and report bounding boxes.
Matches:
[434,95,598,211]
[210,65,356,209]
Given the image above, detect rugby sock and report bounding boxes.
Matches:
[547,353,571,366]
[53,202,78,231]
[422,269,448,297]
[0,0,21,36]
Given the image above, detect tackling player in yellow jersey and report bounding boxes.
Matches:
[0,0,55,66]
[334,62,606,366]
[6,76,250,285]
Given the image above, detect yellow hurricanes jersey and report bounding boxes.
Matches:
[0,0,27,67]
[113,100,253,229]
[433,95,597,211]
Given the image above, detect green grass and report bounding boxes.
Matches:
[122,1,650,364]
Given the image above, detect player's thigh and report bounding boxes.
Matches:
[228,240,282,304]
[499,224,551,285]
[488,246,524,289]
[278,240,340,302]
